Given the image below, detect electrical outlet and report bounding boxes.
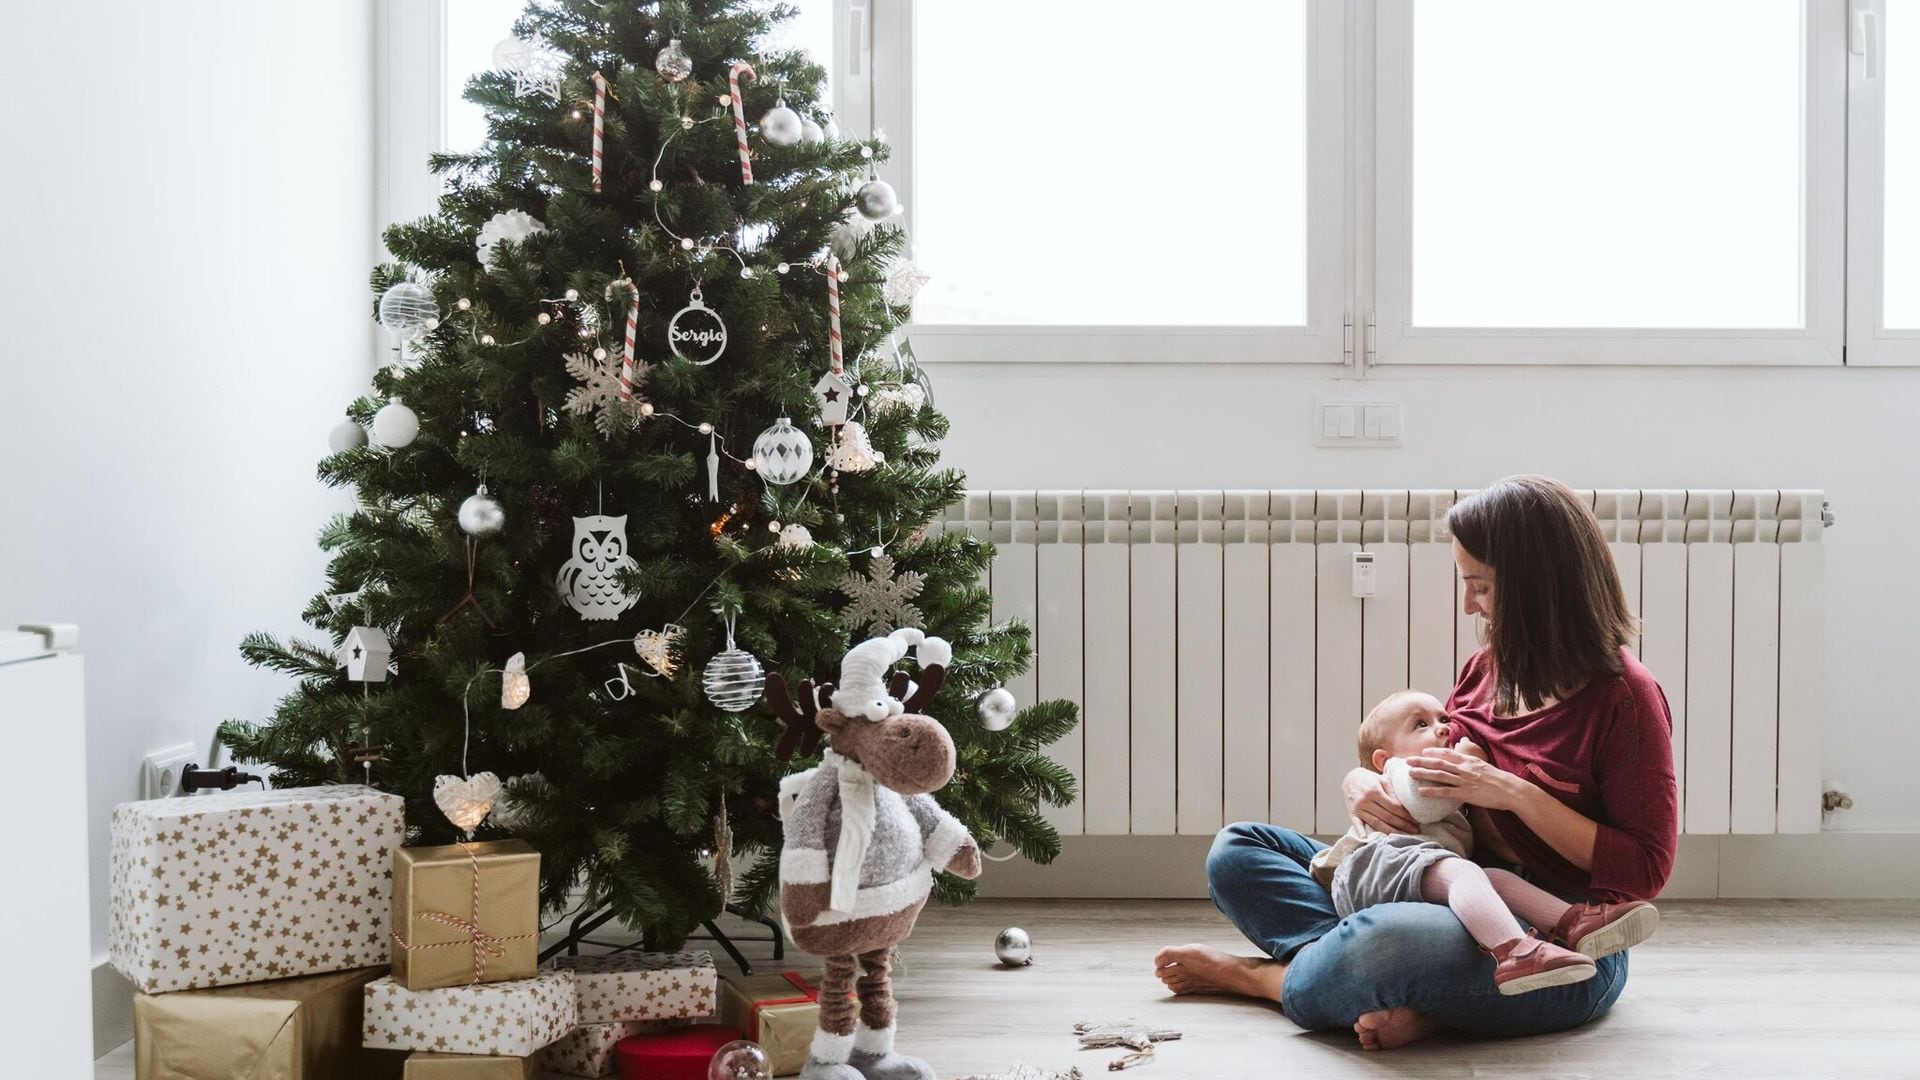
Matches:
[142,745,197,800]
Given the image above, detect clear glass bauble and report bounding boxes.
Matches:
[702,646,766,713]
[655,38,694,82]
[378,282,440,342]
[751,417,814,486]
[708,1040,770,1080]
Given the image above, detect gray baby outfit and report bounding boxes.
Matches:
[1309,757,1474,918]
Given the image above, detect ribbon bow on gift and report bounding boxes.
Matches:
[391,844,538,985]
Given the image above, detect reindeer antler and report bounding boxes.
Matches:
[901,656,946,713]
[766,672,834,761]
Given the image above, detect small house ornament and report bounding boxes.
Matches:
[814,370,852,427]
[340,626,392,682]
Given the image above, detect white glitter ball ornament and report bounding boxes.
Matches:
[327,419,367,453]
[476,209,547,268]
[751,417,814,486]
[457,483,506,537]
[370,400,420,448]
[978,687,1018,731]
[378,282,440,342]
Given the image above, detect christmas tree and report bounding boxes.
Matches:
[219,0,1077,945]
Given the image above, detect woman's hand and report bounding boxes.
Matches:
[1342,767,1419,835]
[1406,747,1532,812]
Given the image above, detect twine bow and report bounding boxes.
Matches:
[390,845,537,985]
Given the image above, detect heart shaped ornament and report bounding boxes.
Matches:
[633,624,685,677]
[434,771,502,833]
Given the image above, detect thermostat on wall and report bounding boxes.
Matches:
[1352,551,1377,598]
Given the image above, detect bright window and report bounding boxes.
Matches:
[1886,1,1919,328]
[910,1,1309,328]
[1409,1,1804,329]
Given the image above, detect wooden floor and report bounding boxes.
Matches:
[98,898,1920,1079]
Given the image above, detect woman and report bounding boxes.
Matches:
[1154,475,1678,1050]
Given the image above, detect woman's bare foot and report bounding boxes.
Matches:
[1152,944,1288,1003]
[1353,1006,1445,1051]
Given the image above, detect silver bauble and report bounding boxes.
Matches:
[370,400,420,448]
[327,419,367,453]
[854,179,899,221]
[994,926,1034,967]
[654,38,694,82]
[760,104,804,148]
[378,282,440,342]
[751,417,814,486]
[978,687,1018,731]
[703,646,766,713]
[458,484,506,537]
[800,116,826,143]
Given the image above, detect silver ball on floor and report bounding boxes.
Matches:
[994,926,1033,967]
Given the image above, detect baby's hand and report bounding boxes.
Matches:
[1454,736,1488,762]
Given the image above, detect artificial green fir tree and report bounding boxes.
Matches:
[220,0,1076,945]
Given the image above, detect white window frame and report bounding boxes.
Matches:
[866,0,1353,365]
[1371,0,1848,367]
[380,0,1918,368]
[1845,0,1920,364]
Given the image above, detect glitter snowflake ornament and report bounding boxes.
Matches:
[883,259,931,307]
[839,554,925,636]
[563,351,645,435]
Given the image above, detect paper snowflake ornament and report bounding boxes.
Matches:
[476,209,547,268]
[563,351,646,435]
[492,38,565,102]
[839,554,925,636]
[883,259,931,307]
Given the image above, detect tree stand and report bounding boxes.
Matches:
[538,902,785,974]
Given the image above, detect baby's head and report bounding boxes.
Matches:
[1357,690,1452,771]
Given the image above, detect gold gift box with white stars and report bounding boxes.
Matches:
[108,785,405,994]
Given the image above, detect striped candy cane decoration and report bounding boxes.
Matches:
[591,72,608,192]
[827,256,843,374]
[728,62,756,183]
[615,278,640,401]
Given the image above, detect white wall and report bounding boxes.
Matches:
[0,0,378,975]
[931,361,1920,833]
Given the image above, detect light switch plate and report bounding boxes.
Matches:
[1313,400,1402,448]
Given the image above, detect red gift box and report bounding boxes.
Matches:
[614,1024,746,1080]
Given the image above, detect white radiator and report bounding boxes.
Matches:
[930,490,1827,838]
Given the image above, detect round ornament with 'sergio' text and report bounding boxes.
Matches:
[668,286,728,366]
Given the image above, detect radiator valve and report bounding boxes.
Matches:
[1822,788,1853,813]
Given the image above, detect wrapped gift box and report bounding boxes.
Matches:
[403,1051,538,1078]
[715,972,835,1077]
[132,965,404,1080]
[537,1021,669,1078]
[392,840,541,990]
[109,785,403,993]
[547,951,717,1024]
[364,970,577,1057]
[612,1024,744,1080]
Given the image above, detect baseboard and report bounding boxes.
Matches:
[975,831,1920,900]
[92,959,133,1059]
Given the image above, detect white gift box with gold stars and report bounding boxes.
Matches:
[107,784,405,994]
[545,950,718,1024]
[363,969,578,1057]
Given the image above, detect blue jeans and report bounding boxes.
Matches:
[1207,822,1628,1037]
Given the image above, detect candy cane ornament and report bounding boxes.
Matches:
[609,277,640,401]
[826,256,843,375]
[591,72,609,192]
[728,62,756,183]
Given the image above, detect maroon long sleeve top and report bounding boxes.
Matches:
[1446,647,1679,903]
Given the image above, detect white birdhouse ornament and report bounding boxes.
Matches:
[813,370,852,428]
[339,626,392,682]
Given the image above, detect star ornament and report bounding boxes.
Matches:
[503,45,565,102]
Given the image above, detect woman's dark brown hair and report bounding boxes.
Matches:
[1447,475,1638,715]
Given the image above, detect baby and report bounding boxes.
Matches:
[1313,690,1657,994]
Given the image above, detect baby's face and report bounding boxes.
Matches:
[1378,692,1452,760]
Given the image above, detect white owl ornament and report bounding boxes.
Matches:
[555,513,639,620]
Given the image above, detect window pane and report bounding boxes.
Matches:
[447,0,529,155]
[913,1,1308,326]
[1888,1,1920,328]
[1411,1,1803,329]
[446,3,835,155]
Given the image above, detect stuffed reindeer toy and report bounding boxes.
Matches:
[768,628,983,1080]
